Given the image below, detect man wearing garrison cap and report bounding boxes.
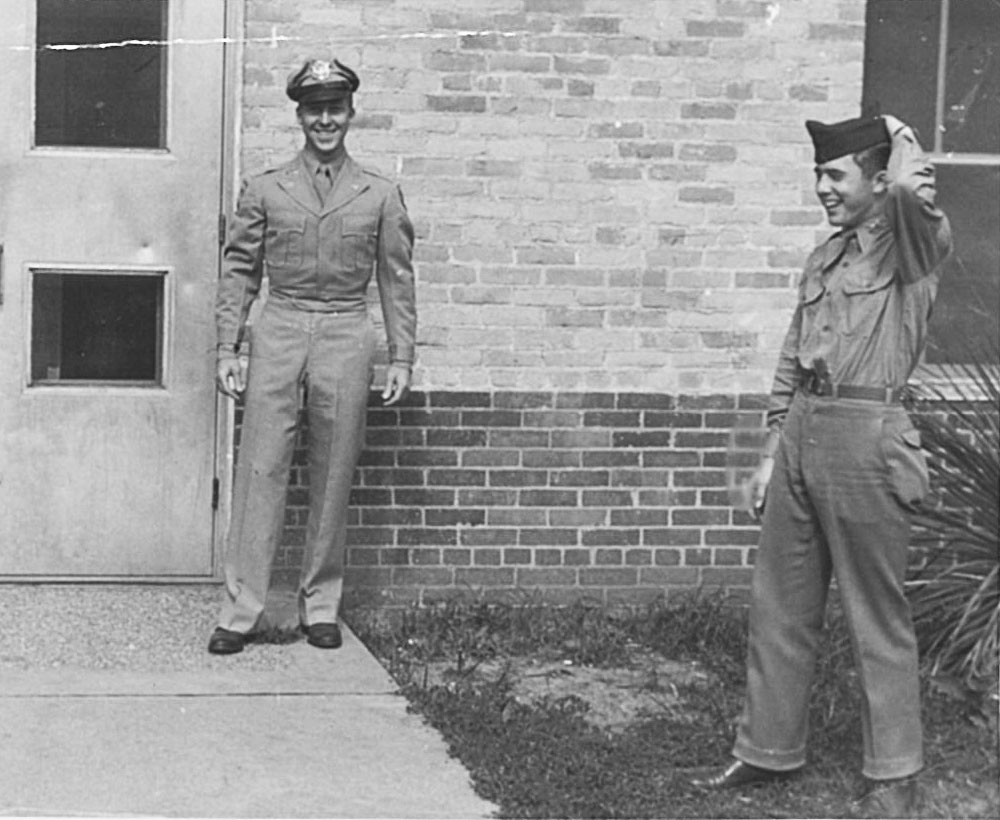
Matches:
[695,114,952,817]
[208,58,416,656]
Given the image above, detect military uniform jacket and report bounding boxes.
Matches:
[216,151,416,364]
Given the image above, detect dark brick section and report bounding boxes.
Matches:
[260,391,768,605]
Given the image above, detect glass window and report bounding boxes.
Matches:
[927,165,1000,363]
[31,271,165,385]
[863,0,940,143]
[942,0,1000,154]
[863,0,1000,364]
[35,0,167,149]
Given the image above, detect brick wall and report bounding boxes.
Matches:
[267,390,767,606]
[234,0,870,601]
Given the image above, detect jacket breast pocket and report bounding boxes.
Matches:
[342,214,378,272]
[265,220,305,269]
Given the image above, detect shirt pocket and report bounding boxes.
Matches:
[265,220,305,270]
[342,213,378,272]
[839,262,894,335]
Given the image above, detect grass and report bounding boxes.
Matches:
[349,590,999,819]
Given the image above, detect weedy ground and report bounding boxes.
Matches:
[349,590,999,819]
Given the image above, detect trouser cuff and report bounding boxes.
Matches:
[733,739,806,773]
[862,756,923,781]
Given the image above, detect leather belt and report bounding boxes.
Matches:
[798,370,903,403]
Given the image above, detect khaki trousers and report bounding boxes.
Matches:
[218,301,375,634]
[734,392,926,780]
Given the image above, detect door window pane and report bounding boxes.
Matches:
[35,0,167,148]
[31,271,165,384]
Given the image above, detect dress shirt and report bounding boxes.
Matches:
[766,127,953,433]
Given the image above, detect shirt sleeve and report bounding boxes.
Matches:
[375,184,417,365]
[764,302,803,453]
[215,177,265,353]
[884,126,954,285]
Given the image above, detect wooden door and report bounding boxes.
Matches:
[0,0,226,577]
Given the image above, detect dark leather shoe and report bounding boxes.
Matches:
[207,627,245,655]
[855,776,918,818]
[692,760,799,789]
[304,622,342,649]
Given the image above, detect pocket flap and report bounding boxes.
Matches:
[800,276,825,306]
[901,428,922,448]
[342,214,377,236]
[843,266,894,295]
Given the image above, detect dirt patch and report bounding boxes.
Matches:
[419,644,713,733]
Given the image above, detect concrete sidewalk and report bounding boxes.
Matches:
[0,587,497,818]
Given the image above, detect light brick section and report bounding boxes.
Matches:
[239,0,867,394]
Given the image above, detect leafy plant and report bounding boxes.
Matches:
[907,336,1000,690]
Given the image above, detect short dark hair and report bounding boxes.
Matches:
[852,143,891,179]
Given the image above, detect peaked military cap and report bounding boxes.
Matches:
[806,116,889,164]
[287,58,360,104]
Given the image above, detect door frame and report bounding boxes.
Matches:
[212,0,245,581]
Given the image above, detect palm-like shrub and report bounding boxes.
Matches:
[907,342,999,690]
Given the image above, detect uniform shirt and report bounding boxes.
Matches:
[766,127,953,434]
[300,149,346,203]
[215,151,417,364]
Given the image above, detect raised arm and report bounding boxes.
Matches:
[882,115,953,284]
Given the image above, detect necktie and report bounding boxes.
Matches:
[317,165,334,199]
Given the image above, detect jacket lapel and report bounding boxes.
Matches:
[276,156,323,216]
[320,158,370,217]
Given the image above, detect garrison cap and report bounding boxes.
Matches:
[806,116,889,164]
[286,58,360,104]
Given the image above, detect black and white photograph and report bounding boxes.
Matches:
[0,1,997,817]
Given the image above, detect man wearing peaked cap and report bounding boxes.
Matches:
[209,58,416,657]
[694,112,952,819]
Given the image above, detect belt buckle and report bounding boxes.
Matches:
[803,371,830,396]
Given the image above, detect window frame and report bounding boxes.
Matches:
[926,0,998,165]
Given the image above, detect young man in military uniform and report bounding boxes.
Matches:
[695,114,952,817]
[208,58,416,655]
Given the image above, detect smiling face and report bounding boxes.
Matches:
[814,153,886,230]
[297,97,354,161]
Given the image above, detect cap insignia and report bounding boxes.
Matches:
[310,60,332,81]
